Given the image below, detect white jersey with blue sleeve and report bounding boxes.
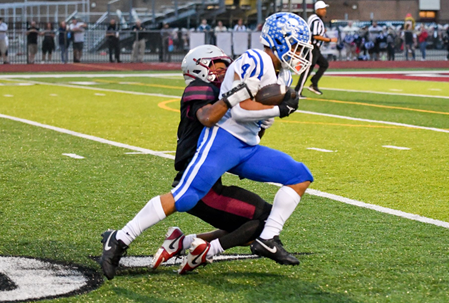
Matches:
[218,49,291,146]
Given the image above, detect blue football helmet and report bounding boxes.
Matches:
[260,12,313,75]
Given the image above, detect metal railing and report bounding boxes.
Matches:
[1,23,448,64]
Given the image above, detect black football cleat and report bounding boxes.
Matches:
[99,229,128,280]
[308,85,323,95]
[250,236,299,265]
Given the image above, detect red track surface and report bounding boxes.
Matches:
[0,62,182,73]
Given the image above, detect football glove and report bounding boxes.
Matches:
[278,89,299,118]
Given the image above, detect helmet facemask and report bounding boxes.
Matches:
[279,36,313,75]
[184,55,231,87]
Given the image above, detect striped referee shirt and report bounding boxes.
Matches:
[308,14,325,48]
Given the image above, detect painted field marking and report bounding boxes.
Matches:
[50,94,58,96]
[119,254,259,268]
[307,147,335,153]
[3,95,13,97]
[382,145,411,150]
[306,97,449,116]
[389,89,403,92]
[429,88,442,91]
[296,110,449,134]
[94,93,106,96]
[62,153,85,159]
[69,81,98,85]
[5,77,448,135]
[0,256,90,302]
[1,113,448,230]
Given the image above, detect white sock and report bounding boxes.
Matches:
[259,186,301,240]
[206,239,224,258]
[182,234,196,250]
[116,196,166,246]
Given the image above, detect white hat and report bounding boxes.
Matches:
[315,1,329,10]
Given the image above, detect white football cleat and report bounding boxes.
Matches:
[178,238,212,275]
[150,227,185,270]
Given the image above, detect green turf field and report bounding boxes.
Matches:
[0,72,448,303]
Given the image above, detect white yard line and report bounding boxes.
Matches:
[62,153,85,159]
[1,112,448,229]
[382,145,411,150]
[306,147,335,152]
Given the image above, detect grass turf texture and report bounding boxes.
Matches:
[1,72,448,302]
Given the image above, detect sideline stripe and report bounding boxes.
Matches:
[307,97,449,115]
[296,110,449,134]
[1,113,448,229]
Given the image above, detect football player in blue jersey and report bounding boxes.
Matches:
[100,12,314,279]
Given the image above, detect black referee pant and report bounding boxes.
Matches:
[295,46,329,92]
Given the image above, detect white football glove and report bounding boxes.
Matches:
[222,78,260,108]
[261,118,275,129]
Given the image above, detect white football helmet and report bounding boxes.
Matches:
[181,45,232,86]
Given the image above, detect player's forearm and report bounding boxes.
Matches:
[196,101,229,127]
[313,35,331,42]
[231,103,280,122]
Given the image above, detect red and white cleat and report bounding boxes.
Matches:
[178,238,212,275]
[150,227,185,270]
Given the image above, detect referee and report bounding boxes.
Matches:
[295,1,337,96]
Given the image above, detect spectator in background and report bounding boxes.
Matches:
[402,23,416,61]
[0,17,8,64]
[444,27,449,61]
[26,21,39,64]
[106,19,121,63]
[256,23,263,31]
[69,18,87,63]
[161,23,172,62]
[233,18,246,31]
[214,21,227,32]
[131,20,145,63]
[58,21,68,63]
[41,22,55,63]
[386,27,396,61]
[197,19,212,43]
[368,21,382,60]
[342,21,359,61]
[417,24,428,61]
[197,19,211,32]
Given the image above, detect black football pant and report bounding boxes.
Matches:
[108,39,120,62]
[187,179,272,250]
[295,46,329,92]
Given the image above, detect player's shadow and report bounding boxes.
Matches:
[112,269,359,303]
[189,271,360,303]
